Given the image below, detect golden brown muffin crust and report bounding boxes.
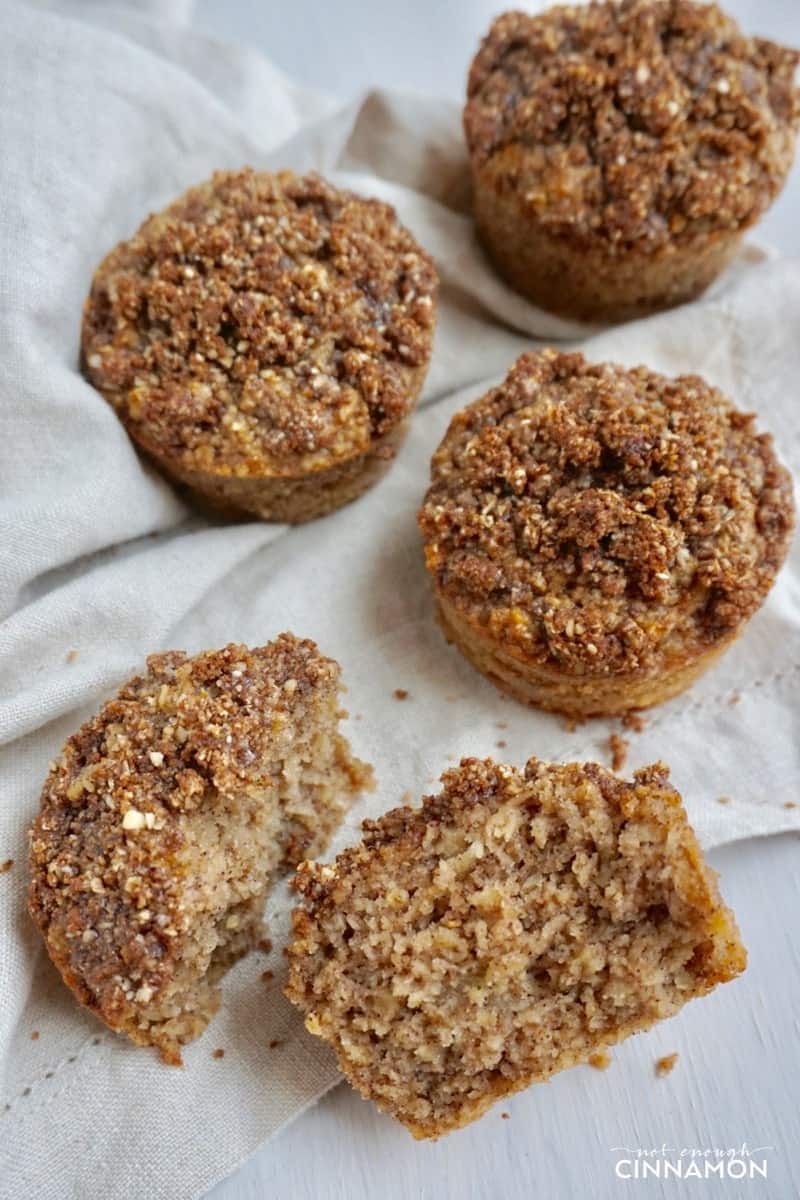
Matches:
[465,1,800,251]
[418,350,794,676]
[82,169,437,476]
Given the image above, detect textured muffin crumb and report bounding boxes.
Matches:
[286,756,745,1137]
[29,635,371,1064]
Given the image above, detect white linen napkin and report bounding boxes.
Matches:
[1,3,798,1198]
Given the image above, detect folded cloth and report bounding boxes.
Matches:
[1,2,798,1198]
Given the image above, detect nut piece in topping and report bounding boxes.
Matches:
[28,634,372,1064]
[418,349,794,718]
[81,168,438,523]
[285,757,745,1138]
[464,1,800,322]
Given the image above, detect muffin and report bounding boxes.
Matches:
[28,635,372,1064]
[464,1,800,323]
[286,756,746,1138]
[81,169,437,522]
[418,350,794,718]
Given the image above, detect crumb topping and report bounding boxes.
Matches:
[419,350,794,676]
[465,1,800,250]
[82,169,437,475]
[28,635,356,1033]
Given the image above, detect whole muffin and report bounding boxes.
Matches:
[82,169,437,522]
[28,635,372,1063]
[418,350,794,718]
[464,1,800,322]
[286,756,745,1137]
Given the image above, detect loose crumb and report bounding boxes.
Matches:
[497,740,507,749]
[393,689,409,701]
[0,860,13,874]
[212,1048,225,1060]
[269,1039,282,1050]
[717,796,731,806]
[261,970,274,982]
[563,715,582,733]
[66,650,79,664]
[728,692,741,706]
[655,1053,679,1078]
[30,1031,40,1041]
[496,722,508,730]
[588,1051,612,1070]
[258,938,273,955]
[608,734,628,773]
[501,1111,510,1120]
[622,712,647,733]
[784,801,797,810]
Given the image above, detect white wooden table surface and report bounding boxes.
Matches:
[193,3,800,1197]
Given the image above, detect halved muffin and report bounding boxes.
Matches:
[286,756,745,1137]
[28,635,371,1063]
[418,350,794,718]
[81,169,437,522]
[464,1,800,322]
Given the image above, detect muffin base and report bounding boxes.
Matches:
[137,415,413,525]
[473,167,743,324]
[437,594,735,718]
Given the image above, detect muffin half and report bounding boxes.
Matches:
[464,1,800,322]
[418,350,794,718]
[28,635,372,1063]
[286,757,746,1138]
[81,169,437,522]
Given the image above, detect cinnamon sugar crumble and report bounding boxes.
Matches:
[622,712,647,733]
[394,689,409,701]
[0,859,13,874]
[419,350,794,677]
[465,1,800,251]
[82,169,437,476]
[212,1048,225,1060]
[28,635,371,1064]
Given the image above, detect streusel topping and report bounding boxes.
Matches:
[465,1,800,250]
[419,350,794,675]
[82,170,437,474]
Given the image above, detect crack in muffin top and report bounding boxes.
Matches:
[418,350,794,675]
[464,0,800,251]
[28,636,345,1008]
[81,170,437,475]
